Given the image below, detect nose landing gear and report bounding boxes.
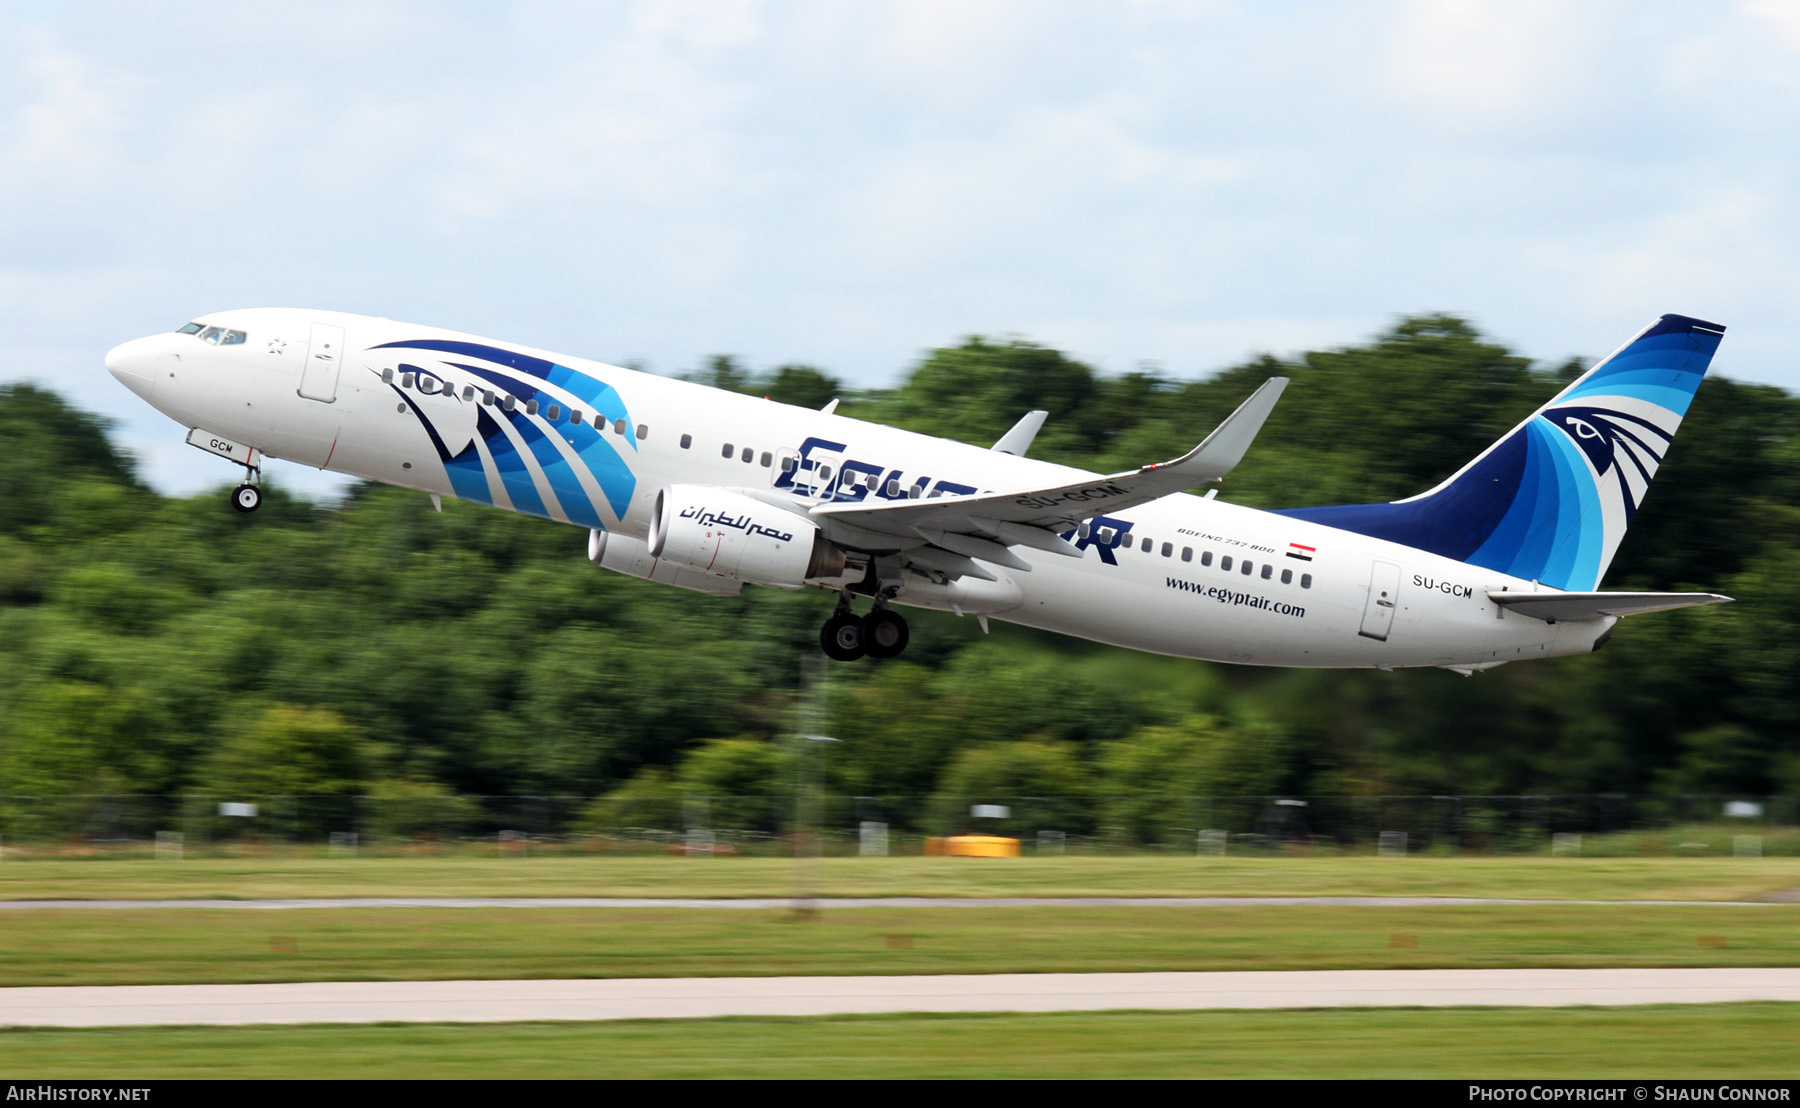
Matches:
[230,459,263,514]
[818,592,910,662]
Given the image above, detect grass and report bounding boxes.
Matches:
[2,855,1798,903]
[0,903,1796,987]
[4,1005,1799,1078]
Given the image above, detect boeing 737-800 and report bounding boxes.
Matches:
[104,311,1730,671]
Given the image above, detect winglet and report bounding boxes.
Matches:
[1163,376,1288,484]
[820,398,840,415]
[992,410,1048,456]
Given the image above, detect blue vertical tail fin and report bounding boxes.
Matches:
[1274,314,1726,591]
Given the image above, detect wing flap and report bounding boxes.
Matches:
[1489,590,1733,622]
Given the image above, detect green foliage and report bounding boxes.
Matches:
[931,740,1092,835]
[1100,713,1291,843]
[1,314,1796,828]
[200,704,370,798]
[362,778,484,840]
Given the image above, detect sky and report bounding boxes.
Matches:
[3,0,1797,500]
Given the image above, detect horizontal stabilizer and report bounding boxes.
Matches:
[1489,590,1732,622]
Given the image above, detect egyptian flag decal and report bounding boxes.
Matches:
[1286,542,1315,562]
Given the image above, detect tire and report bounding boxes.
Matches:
[819,611,865,661]
[232,484,262,514]
[861,608,909,659]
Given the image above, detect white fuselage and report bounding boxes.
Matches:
[104,308,1612,669]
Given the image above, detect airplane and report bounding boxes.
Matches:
[104,310,1731,672]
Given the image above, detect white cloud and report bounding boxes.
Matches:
[1378,0,1614,133]
[3,2,1799,497]
[1743,0,1800,48]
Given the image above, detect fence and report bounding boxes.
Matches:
[0,793,1794,856]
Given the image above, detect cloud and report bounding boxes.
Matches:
[1743,0,1800,49]
[3,2,1799,497]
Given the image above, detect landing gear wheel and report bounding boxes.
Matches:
[231,484,262,514]
[861,608,909,659]
[820,611,866,661]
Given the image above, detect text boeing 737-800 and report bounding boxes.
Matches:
[104,310,1731,671]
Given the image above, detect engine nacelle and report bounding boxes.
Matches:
[650,485,846,589]
[588,528,742,596]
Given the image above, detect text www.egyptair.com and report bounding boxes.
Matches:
[1166,577,1306,618]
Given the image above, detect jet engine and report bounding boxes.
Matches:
[649,484,847,589]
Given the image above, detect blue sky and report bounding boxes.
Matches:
[3,1,1796,499]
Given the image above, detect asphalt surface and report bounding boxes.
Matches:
[0,895,1792,910]
[4,968,1799,1028]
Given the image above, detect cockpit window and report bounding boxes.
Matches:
[177,322,203,335]
[220,330,246,345]
[196,327,248,346]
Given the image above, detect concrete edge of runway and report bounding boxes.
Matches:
[4,968,1800,1029]
[1,895,1796,910]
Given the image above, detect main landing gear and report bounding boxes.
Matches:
[819,594,910,662]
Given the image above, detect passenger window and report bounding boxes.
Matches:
[637,424,648,440]
[482,390,495,405]
[615,419,628,435]
[221,330,247,345]
[722,443,734,458]
[760,451,772,467]
[741,447,753,463]
[818,464,834,482]
[1181,547,1192,562]
[1261,564,1272,580]
[526,399,539,415]
[1221,555,1233,571]
[401,371,417,389]
[547,404,561,421]
[680,434,692,449]
[885,478,900,496]
[381,368,395,384]
[1241,560,1253,576]
[780,455,798,474]
[503,395,516,412]
[1140,537,1152,553]
[1281,568,1293,584]
[461,385,475,401]
[177,322,203,335]
[1201,551,1213,567]
[1161,542,1173,557]
[1301,573,1313,589]
[571,410,583,425]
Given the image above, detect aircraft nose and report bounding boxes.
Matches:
[105,336,160,399]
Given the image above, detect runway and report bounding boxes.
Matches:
[4,968,1799,1028]
[0,895,1792,910]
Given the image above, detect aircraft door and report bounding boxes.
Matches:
[298,323,346,402]
[1358,560,1402,641]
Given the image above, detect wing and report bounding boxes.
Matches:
[811,377,1287,578]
